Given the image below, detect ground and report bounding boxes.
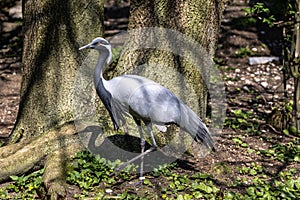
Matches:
[0,0,299,199]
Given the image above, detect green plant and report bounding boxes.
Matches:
[66,151,114,190]
[229,166,300,199]
[120,190,150,200]
[224,109,260,134]
[235,47,257,58]
[245,173,300,199]
[66,150,136,192]
[237,162,264,176]
[244,2,275,27]
[161,172,219,199]
[0,187,10,199]
[152,163,177,177]
[260,141,300,162]
[232,137,248,148]
[5,168,45,199]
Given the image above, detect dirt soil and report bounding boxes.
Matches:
[0,0,22,139]
[0,0,299,197]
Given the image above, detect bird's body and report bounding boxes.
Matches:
[79,37,215,179]
[104,74,179,126]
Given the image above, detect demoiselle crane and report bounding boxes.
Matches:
[79,37,215,180]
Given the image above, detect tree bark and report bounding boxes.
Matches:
[113,0,224,150]
[0,0,104,197]
[116,0,224,115]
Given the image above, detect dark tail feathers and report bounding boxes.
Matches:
[178,103,215,152]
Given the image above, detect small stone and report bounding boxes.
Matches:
[274,76,281,80]
[261,82,268,88]
[254,77,260,82]
[251,47,258,52]
[245,79,252,85]
[242,85,249,92]
[105,189,113,194]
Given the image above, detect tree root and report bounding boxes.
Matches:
[0,122,85,199]
[44,149,68,199]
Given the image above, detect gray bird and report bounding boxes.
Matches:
[79,37,215,180]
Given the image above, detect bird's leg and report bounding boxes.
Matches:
[147,124,157,150]
[111,146,156,176]
[138,125,145,180]
[134,119,146,179]
[139,124,156,180]
[110,123,157,179]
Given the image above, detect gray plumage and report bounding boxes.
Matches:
[79,37,215,179]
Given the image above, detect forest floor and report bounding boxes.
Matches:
[0,0,299,199]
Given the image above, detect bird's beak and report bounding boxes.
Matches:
[79,43,91,50]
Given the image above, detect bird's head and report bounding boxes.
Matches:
[79,37,112,64]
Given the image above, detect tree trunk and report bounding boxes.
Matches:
[120,0,224,115]
[0,0,104,197]
[294,0,300,131]
[113,0,224,153]
[10,0,104,143]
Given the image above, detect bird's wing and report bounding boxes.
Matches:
[110,97,130,124]
[127,81,182,125]
[107,74,179,123]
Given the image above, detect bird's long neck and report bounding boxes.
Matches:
[93,48,119,129]
[94,49,109,88]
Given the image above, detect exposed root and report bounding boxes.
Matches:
[0,139,32,159]
[0,122,85,183]
[43,149,68,199]
[43,129,85,199]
